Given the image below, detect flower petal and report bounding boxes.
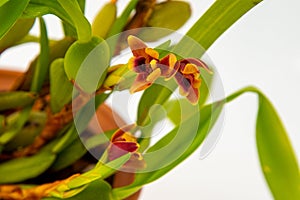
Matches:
[111,124,137,142]
[108,141,139,161]
[130,73,152,93]
[127,35,147,57]
[146,68,161,82]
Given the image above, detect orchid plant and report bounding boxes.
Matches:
[0,0,299,200]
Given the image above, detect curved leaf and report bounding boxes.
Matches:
[0,0,30,39]
[0,150,56,183]
[256,94,300,199]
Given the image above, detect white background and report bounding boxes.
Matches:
[1,0,299,199]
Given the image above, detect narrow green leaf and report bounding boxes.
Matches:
[64,36,110,93]
[58,0,91,42]
[55,154,131,191]
[51,134,86,171]
[0,107,31,145]
[256,94,300,199]
[0,150,56,183]
[174,0,263,57]
[4,111,46,151]
[48,179,113,200]
[0,0,30,39]
[31,17,50,92]
[50,58,73,113]
[0,91,36,111]
[52,125,78,154]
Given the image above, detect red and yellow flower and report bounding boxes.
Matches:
[108,124,145,170]
[127,35,211,104]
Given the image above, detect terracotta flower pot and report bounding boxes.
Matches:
[0,69,141,200]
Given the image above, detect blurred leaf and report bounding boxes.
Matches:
[24,0,73,27]
[50,58,73,113]
[0,0,9,7]
[148,1,190,30]
[0,0,30,39]
[0,91,36,111]
[107,0,138,37]
[92,2,116,38]
[137,80,177,125]
[64,36,110,93]
[0,107,31,145]
[74,93,110,134]
[84,129,115,150]
[113,101,224,199]
[51,134,86,171]
[31,17,50,92]
[0,18,35,53]
[256,94,300,199]
[52,125,78,154]
[46,179,113,200]
[0,115,5,135]
[49,154,130,198]
[0,150,56,183]
[21,37,74,90]
[137,1,191,42]
[4,111,46,151]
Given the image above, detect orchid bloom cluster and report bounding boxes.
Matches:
[127,36,211,104]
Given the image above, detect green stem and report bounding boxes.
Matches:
[58,0,91,43]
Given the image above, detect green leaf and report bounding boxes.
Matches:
[0,0,30,40]
[0,107,31,145]
[49,154,130,198]
[0,18,35,53]
[137,1,191,42]
[58,0,91,42]
[107,0,138,37]
[24,0,73,27]
[64,36,110,93]
[51,134,86,171]
[256,94,300,199]
[47,179,113,200]
[20,37,74,90]
[4,111,46,151]
[173,0,263,57]
[137,80,177,125]
[31,17,50,92]
[92,2,116,39]
[0,150,56,183]
[0,91,36,111]
[52,125,78,154]
[0,0,9,7]
[50,58,73,113]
